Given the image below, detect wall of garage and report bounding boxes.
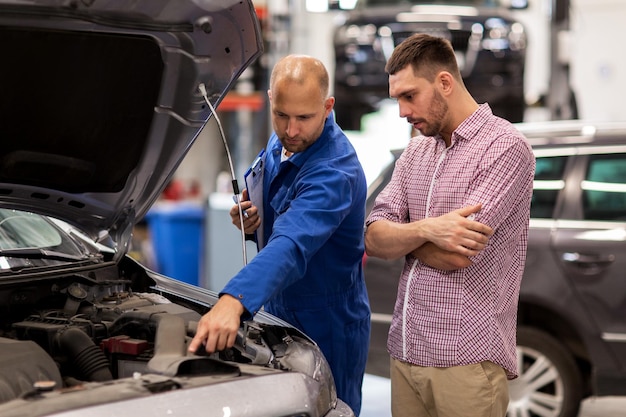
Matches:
[569,0,626,121]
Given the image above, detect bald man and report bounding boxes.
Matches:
[189,55,371,415]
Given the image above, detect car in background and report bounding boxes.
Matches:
[0,1,352,416]
[332,0,528,131]
[509,120,626,417]
[364,120,626,417]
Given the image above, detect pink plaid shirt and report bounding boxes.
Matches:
[366,104,535,378]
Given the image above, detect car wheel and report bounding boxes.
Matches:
[507,326,583,417]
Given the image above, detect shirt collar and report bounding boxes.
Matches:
[452,103,493,144]
[280,147,291,162]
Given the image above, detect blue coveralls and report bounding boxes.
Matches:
[221,114,371,415]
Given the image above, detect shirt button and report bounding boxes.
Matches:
[238,294,244,299]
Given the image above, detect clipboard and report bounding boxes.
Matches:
[244,149,266,250]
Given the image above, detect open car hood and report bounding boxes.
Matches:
[0,0,262,256]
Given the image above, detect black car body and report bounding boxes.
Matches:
[362,119,626,417]
[0,1,353,416]
[333,0,528,130]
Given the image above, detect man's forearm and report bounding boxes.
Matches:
[411,242,472,270]
[365,219,428,260]
[366,205,490,265]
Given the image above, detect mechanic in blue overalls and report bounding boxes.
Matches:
[189,54,371,415]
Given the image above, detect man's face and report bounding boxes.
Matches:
[389,66,449,137]
[269,78,333,155]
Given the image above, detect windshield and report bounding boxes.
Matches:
[0,209,62,249]
[0,209,91,269]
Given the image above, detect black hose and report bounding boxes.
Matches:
[56,327,113,382]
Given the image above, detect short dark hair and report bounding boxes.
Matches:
[385,33,462,82]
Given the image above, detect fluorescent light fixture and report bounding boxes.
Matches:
[533,180,565,190]
[581,180,626,193]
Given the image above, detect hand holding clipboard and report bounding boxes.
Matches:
[244,149,266,250]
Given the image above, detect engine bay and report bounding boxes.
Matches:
[0,259,315,405]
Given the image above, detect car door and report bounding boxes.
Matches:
[552,147,626,375]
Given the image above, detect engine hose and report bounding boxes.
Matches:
[56,327,113,382]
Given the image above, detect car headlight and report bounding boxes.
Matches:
[278,335,338,415]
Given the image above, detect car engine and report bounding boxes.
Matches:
[0,261,316,404]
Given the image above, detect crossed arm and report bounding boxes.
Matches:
[365,204,493,270]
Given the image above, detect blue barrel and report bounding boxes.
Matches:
[144,202,204,285]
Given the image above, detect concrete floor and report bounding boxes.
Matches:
[361,374,391,416]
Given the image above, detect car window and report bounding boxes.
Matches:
[582,153,626,221]
[531,156,567,219]
[0,209,62,249]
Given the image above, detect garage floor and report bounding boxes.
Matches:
[361,374,391,416]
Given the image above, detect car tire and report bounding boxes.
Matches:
[507,326,583,417]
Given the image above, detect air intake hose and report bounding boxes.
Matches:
[56,327,113,382]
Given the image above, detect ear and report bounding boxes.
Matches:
[324,96,335,117]
[437,71,454,96]
[267,89,272,102]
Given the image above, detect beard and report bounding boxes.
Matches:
[276,118,326,154]
[410,89,448,137]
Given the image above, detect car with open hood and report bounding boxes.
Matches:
[0,1,353,416]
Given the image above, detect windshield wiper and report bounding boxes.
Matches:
[0,248,94,262]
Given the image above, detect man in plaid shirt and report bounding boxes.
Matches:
[365,34,535,417]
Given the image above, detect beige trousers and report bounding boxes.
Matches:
[390,357,509,417]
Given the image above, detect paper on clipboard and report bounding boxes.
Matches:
[244,149,266,250]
